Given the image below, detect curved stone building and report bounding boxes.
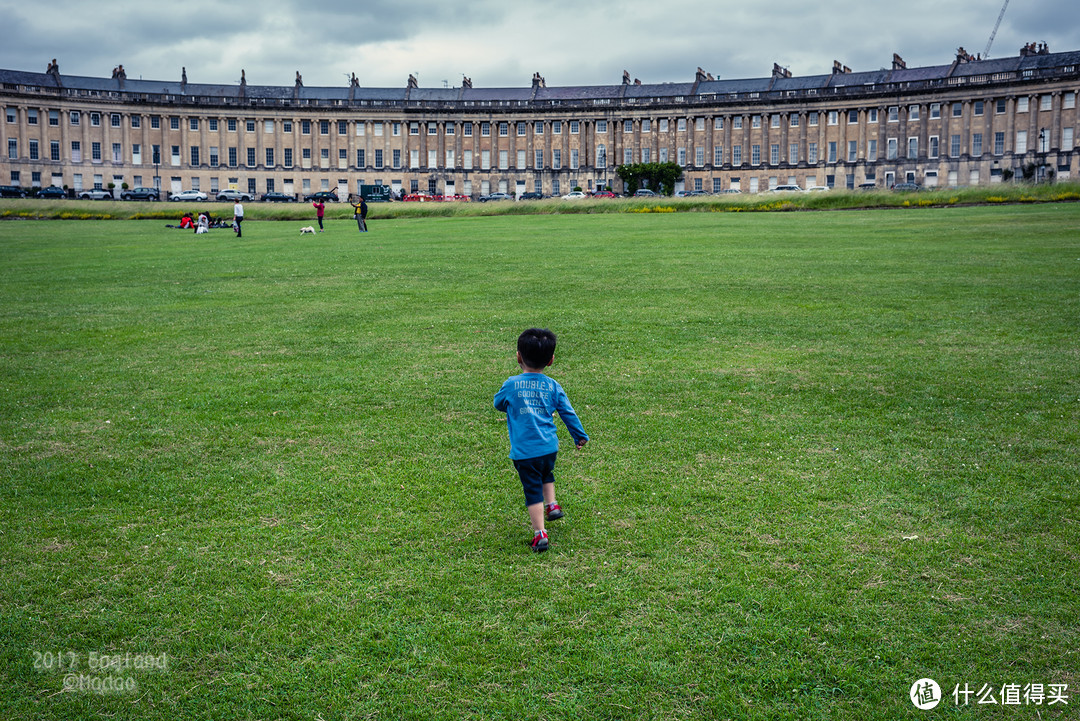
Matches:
[2,45,1078,199]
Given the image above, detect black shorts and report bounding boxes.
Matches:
[513,452,557,506]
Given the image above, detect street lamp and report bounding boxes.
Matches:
[1038,129,1047,182]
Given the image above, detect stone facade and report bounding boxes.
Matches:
[2,46,1079,198]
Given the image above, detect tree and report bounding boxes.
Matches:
[616,162,684,195]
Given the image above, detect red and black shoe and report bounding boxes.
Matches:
[531,530,549,553]
[545,503,564,521]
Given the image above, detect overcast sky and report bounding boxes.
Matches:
[2,0,1078,89]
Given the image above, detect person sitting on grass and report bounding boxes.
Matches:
[494,328,589,553]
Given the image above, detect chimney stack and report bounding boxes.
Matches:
[46,59,62,87]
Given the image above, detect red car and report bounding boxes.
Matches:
[592,190,617,198]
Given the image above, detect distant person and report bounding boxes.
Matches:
[179,212,194,229]
[493,328,589,553]
[312,199,325,231]
[196,212,209,234]
[233,200,244,237]
[350,197,368,233]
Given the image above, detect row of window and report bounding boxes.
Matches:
[1,165,1023,198]
[9,126,1073,169]
[7,91,1077,137]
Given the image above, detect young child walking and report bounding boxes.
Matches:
[494,328,589,552]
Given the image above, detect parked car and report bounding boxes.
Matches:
[771,184,803,192]
[721,189,742,194]
[633,188,658,197]
[688,190,710,196]
[561,191,587,200]
[857,182,879,191]
[78,188,114,200]
[303,190,338,202]
[0,185,28,198]
[260,192,296,203]
[592,190,617,199]
[120,186,160,201]
[891,182,921,192]
[36,186,67,199]
[674,190,693,197]
[805,185,830,192]
[170,189,208,202]
[216,189,253,202]
[519,191,544,200]
[479,192,513,202]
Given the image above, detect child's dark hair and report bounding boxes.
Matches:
[518,328,557,369]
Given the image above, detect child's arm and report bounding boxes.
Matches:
[493,382,511,413]
[554,387,589,448]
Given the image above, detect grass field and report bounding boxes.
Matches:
[1,206,1077,719]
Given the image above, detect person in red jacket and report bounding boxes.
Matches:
[312,200,325,232]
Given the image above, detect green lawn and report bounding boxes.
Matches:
[1,207,1077,719]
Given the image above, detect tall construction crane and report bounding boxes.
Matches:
[984,0,1010,58]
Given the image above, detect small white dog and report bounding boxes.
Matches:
[300,226,316,235]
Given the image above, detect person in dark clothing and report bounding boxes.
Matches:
[350,197,368,233]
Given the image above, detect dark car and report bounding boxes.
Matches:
[519,191,544,201]
[36,186,67,199]
[0,185,28,198]
[304,190,338,203]
[120,186,160,201]
[857,182,878,191]
[633,188,658,197]
[891,182,921,192]
[261,192,296,203]
[478,192,513,202]
[216,189,253,202]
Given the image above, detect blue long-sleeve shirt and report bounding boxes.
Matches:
[494,372,588,460]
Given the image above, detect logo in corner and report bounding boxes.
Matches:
[910,678,942,710]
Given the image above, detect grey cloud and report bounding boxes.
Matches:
[4,0,1078,89]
